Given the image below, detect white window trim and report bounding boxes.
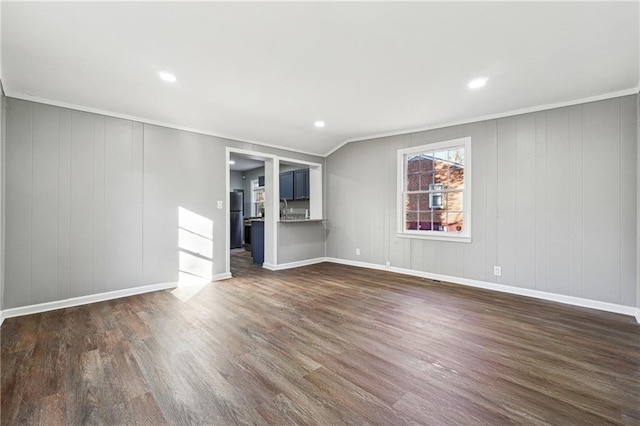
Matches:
[396,137,472,243]
[251,179,265,217]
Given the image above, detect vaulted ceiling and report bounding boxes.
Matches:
[3,2,638,156]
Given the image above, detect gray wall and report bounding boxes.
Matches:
[326,95,638,307]
[241,166,265,215]
[0,91,5,310]
[278,222,326,263]
[4,98,324,309]
[230,170,244,192]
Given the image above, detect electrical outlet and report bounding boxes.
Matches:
[493,266,502,277]
[217,200,223,209]
[356,248,361,256]
[385,261,391,268]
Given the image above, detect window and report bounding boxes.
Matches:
[397,137,471,242]
[251,179,265,217]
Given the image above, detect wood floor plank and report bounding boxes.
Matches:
[2,250,640,425]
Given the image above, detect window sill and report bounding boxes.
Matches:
[396,232,472,243]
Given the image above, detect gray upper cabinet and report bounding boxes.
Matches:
[280,171,294,200]
[293,168,309,200]
[280,168,309,201]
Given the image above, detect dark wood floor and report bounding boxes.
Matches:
[2,252,640,425]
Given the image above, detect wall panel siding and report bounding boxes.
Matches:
[105,118,143,290]
[5,99,33,308]
[569,105,584,297]
[57,109,72,301]
[69,111,95,298]
[142,126,224,283]
[534,112,548,291]
[582,99,622,304]
[462,122,488,282]
[515,114,536,290]
[93,116,106,294]
[545,108,571,296]
[620,95,637,305]
[496,117,517,286]
[31,104,60,304]
[484,120,499,282]
[326,95,638,307]
[4,98,323,309]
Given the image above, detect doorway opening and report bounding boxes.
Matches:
[228,151,269,277]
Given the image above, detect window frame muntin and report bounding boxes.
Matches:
[397,137,472,242]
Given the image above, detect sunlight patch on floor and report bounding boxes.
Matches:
[171,272,211,302]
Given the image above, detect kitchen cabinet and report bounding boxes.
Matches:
[293,169,309,200]
[258,175,265,187]
[280,171,294,201]
[280,168,309,201]
[251,220,264,265]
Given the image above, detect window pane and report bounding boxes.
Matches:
[418,193,429,211]
[407,156,421,172]
[407,173,420,191]
[420,157,434,172]
[447,212,464,233]
[405,211,418,230]
[446,192,463,211]
[405,193,419,211]
[420,172,434,190]
[432,210,446,231]
[449,167,464,190]
[418,212,432,230]
[429,189,444,209]
[448,148,464,165]
[434,150,448,161]
[433,167,449,186]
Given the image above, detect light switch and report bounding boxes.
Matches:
[217,200,223,209]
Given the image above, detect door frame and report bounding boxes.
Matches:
[226,147,279,275]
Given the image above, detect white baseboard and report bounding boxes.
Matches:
[0,310,4,326]
[212,272,232,281]
[0,282,178,321]
[265,257,328,271]
[325,257,640,322]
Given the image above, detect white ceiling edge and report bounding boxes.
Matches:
[5,87,639,160]
[325,87,640,157]
[3,89,324,158]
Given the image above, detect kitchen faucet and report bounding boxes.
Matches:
[281,198,288,220]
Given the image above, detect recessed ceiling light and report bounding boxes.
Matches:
[314,120,325,128]
[229,160,236,165]
[468,77,488,89]
[158,71,177,83]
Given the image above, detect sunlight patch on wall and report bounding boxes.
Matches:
[178,228,213,259]
[179,251,212,280]
[179,206,213,240]
[177,207,213,295]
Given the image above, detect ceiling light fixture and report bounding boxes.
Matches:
[158,71,177,83]
[229,160,236,165]
[468,77,488,89]
[314,120,326,128]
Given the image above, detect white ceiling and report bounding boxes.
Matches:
[229,155,263,172]
[3,2,638,156]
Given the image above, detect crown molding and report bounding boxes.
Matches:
[324,87,640,156]
[4,87,638,160]
[4,90,324,158]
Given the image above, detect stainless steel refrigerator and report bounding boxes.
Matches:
[230,191,243,249]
